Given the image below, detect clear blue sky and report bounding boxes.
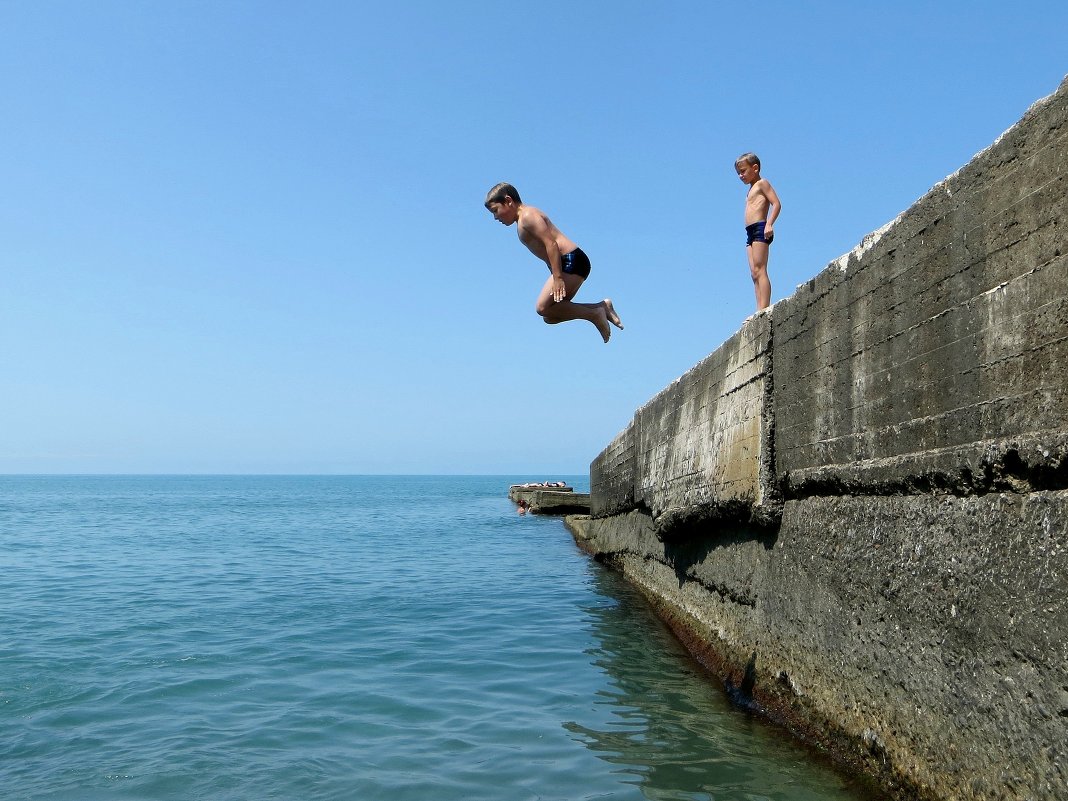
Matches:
[2,1,1065,474]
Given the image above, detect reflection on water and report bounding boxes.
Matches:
[567,566,877,801]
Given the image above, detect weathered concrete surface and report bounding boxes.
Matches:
[568,495,1068,800]
[775,78,1068,498]
[579,76,1068,801]
[591,312,780,536]
[510,493,589,516]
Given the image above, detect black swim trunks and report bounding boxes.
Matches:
[561,248,591,279]
[746,221,774,246]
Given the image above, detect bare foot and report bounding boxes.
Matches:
[603,298,624,330]
[593,309,612,343]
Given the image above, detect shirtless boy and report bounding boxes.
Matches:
[485,182,623,342]
[735,153,782,311]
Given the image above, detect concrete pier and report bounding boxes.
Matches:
[572,76,1068,801]
[509,485,591,515]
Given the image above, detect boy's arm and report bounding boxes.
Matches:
[519,212,567,301]
[761,179,782,235]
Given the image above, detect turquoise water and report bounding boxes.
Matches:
[1,476,871,801]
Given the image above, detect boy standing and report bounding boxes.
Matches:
[485,183,623,343]
[735,153,782,311]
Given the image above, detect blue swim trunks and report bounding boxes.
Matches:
[561,248,591,279]
[746,221,774,246]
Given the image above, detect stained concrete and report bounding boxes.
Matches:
[576,75,1068,801]
[518,490,591,515]
[591,313,779,535]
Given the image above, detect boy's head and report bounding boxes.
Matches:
[485,182,522,225]
[735,153,761,184]
[485,182,521,207]
[735,153,761,170]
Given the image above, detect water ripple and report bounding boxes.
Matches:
[1,476,873,801]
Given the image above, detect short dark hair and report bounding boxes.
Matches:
[735,152,761,169]
[485,182,521,207]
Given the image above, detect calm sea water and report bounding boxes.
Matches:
[0,476,873,801]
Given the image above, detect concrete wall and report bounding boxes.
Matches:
[590,313,780,532]
[575,76,1068,801]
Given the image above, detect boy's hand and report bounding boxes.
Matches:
[552,276,567,302]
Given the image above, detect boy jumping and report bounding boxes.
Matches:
[485,182,623,342]
[735,153,782,311]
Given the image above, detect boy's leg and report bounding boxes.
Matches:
[747,243,772,310]
[535,274,617,342]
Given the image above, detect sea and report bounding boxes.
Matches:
[0,475,876,801]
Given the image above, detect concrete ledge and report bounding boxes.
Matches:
[784,431,1068,499]
[509,486,590,515]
